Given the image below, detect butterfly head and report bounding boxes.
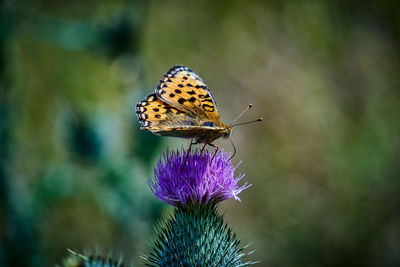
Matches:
[222,126,232,139]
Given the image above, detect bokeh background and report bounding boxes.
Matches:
[1,0,400,266]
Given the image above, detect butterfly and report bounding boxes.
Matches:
[135,65,262,156]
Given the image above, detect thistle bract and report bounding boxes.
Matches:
[149,149,250,206]
[62,249,127,267]
[146,202,255,266]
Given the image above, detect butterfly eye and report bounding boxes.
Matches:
[223,128,232,138]
[202,121,217,127]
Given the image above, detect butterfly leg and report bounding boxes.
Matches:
[208,143,219,164]
[200,143,207,154]
[181,138,194,173]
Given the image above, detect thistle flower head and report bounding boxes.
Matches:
[149,148,250,206]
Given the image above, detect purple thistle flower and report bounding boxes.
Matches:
[149,148,251,206]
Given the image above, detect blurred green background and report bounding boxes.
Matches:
[1,0,400,266]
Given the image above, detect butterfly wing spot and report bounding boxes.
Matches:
[199,94,209,99]
[202,104,215,112]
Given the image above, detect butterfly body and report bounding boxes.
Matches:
[136,65,232,144]
[153,125,231,144]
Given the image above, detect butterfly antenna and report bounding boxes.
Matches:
[228,138,237,161]
[231,117,263,127]
[229,104,253,126]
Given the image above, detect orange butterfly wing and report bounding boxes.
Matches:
[155,65,220,122]
[136,93,226,141]
[136,93,194,130]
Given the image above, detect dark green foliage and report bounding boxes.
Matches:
[146,202,255,267]
[68,114,103,162]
